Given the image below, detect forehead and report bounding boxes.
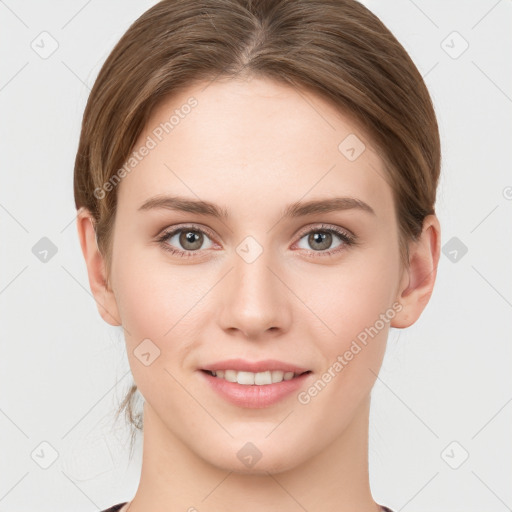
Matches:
[116,76,395,221]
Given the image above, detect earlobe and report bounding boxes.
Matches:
[390,214,441,329]
[76,208,122,326]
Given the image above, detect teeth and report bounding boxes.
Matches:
[207,369,302,385]
[254,371,270,385]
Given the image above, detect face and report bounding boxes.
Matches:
[105,76,407,473]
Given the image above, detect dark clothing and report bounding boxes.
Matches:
[101,503,395,511]
[101,504,128,512]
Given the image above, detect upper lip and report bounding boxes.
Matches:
[201,358,310,374]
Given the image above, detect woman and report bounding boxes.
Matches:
[74,0,441,510]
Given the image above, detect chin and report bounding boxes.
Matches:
[200,437,307,476]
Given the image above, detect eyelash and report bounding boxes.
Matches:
[155,223,357,259]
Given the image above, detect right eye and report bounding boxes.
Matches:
[156,225,216,257]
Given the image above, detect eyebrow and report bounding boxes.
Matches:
[138,194,375,219]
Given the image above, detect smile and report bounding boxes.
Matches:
[203,369,311,386]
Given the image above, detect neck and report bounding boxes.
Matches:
[127,396,380,512]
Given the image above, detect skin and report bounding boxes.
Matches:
[77,76,440,512]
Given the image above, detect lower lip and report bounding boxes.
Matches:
[199,370,312,408]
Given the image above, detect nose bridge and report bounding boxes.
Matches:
[234,238,279,312]
[218,235,290,337]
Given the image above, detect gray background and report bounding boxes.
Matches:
[0,0,511,510]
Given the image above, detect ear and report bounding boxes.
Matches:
[76,207,121,326]
[391,214,441,329]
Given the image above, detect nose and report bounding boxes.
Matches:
[216,245,292,339]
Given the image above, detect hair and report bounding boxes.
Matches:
[73,0,441,451]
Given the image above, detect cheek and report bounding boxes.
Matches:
[295,246,399,409]
[299,251,398,343]
[112,246,196,346]
[294,262,394,428]
[112,248,215,374]
[112,257,200,401]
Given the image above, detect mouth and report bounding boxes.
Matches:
[199,367,314,408]
[201,369,312,386]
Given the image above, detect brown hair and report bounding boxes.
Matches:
[74,0,441,448]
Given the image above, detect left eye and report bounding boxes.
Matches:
[295,227,353,253]
[299,230,340,251]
